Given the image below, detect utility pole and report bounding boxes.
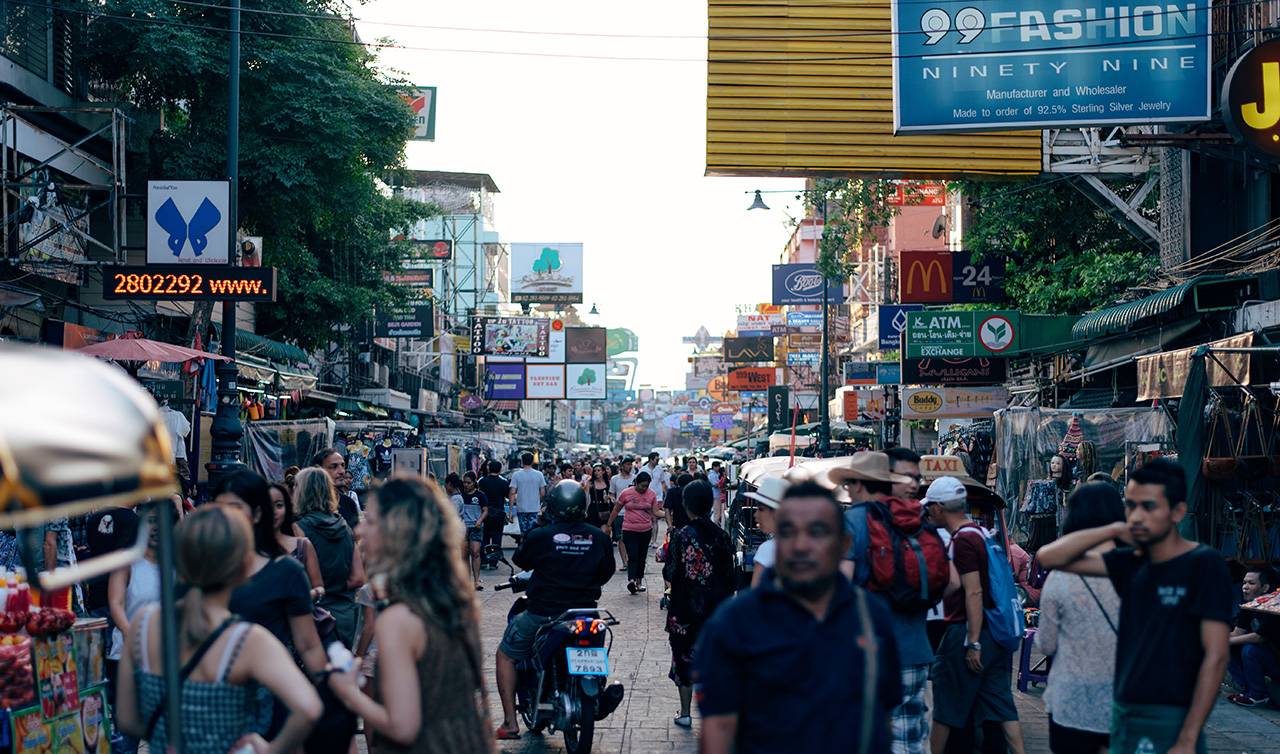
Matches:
[546,399,556,450]
[818,193,831,456]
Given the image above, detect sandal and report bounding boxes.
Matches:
[495,726,521,740]
[673,714,692,729]
[475,584,484,591]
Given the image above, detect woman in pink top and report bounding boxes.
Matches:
[606,472,665,594]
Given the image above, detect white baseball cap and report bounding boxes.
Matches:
[923,476,967,509]
[745,476,790,510]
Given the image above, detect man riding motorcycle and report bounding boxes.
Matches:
[495,480,616,740]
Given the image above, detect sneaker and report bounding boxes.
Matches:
[627,581,639,595]
[1228,693,1269,707]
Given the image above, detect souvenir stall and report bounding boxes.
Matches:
[332,420,416,491]
[241,418,335,482]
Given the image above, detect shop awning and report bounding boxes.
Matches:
[237,329,309,365]
[236,354,318,391]
[1071,275,1259,341]
[1082,318,1202,369]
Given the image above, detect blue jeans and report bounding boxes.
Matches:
[518,512,539,535]
[1229,643,1280,699]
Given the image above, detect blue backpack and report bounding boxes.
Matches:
[953,526,1024,652]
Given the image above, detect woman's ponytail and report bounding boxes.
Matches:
[179,585,211,645]
[173,506,253,647]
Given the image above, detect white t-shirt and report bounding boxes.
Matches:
[510,467,547,514]
[610,471,636,500]
[754,538,776,570]
[926,527,952,622]
[641,463,668,501]
[160,406,191,461]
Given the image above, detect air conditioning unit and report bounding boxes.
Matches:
[376,364,390,388]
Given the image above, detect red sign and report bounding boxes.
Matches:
[728,367,776,391]
[886,182,947,207]
[842,391,859,419]
[899,250,952,304]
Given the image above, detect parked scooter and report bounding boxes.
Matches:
[489,545,625,754]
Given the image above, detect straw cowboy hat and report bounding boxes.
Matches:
[827,451,914,487]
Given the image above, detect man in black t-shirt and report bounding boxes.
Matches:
[1038,459,1231,754]
[477,461,511,568]
[1227,567,1280,706]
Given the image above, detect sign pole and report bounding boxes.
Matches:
[818,196,831,456]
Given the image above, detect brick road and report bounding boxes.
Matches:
[471,535,1280,753]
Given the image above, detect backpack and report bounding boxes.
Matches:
[951,525,1025,652]
[860,498,950,613]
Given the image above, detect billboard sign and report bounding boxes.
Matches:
[510,243,583,304]
[526,321,567,364]
[400,86,438,140]
[786,311,822,329]
[565,327,607,363]
[891,0,1212,132]
[787,351,820,366]
[728,367,777,391]
[147,181,230,264]
[1223,39,1280,159]
[724,336,775,363]
[902,386,1009,419]
[375,301,434,339]
[737,312,784,336]
[526,365,566,399]
[905,310,1019,358]
[410,239,452,261]
[469,316,550,357]
[885,182,947,206]
[876,363,902,385]
[899,250,1005,304]
[902,357,1009,385]
[484,363,525,400]
[878,304,923,350]
[767,385,789,430]
[565,363,606,399]
[843,361,877,385]
[102,265,276,302]
[772,264,846,305]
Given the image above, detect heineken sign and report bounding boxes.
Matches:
[905,310,1019,359]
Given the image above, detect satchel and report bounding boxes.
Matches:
[1202,403,1238,481]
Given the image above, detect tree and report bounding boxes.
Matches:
[79,0,436,349]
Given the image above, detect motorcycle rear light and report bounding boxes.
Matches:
[590,619,604,634]
[573,619,587,634]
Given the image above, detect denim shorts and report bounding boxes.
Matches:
[499,611,556,662]
[466,527,482,544]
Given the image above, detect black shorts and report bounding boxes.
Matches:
[1048,715,1109,753]
[930,623,1019,728]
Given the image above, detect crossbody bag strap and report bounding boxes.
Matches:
[143,615,238,741]
[1078,576,1117,635]
[853,587,879,754]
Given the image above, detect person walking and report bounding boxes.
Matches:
[584,464,612,530]
[695,481,901,754]
[641,452,670,545]
[1035,482,1124,754]
[606,471,665,594]
[509,452,546,536]
[270,481,324,601]
[663,480,734,729]
[293,467,366,649]
[609,456,638,570]
[1037,459,1232,754]
[477,461,510,569]
[327,476,492,753]
[458,472,489,591]
[116,506,322,754]
[106,505,158,754]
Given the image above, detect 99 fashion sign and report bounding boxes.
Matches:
[1224,39,1280,159]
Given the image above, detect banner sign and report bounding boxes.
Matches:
[879,304,923,350]
[375,301,434,339]
[724,336,775,363]
[565,363,606,399]
[737,312,784,336]
[789,333,823,350]
[470,316,550,357]
[787,311,823,329]
[1136,332,1253,400]
[400,86,438,140]
[728,367,777,391]
[891,0,1212,132]
[900,250,1005,304]
[902,386,1010,419]
[905,310,1019,358]
[565,326,607,363]
[772,264,846,305]
[510,243,584,304]
[484,363,525,400]
[885,182,947,206]
[842,388,887,421]
[147,181,231,264]
[844,361,877,385]
[410,239,452,261]
[526,364,566,399]
[102,265,277,302]
[767,385,790,430]
[876,363,903,385]
[787,351,820,366]
[711,412,736,430]
[902,357,1009,385]
[526,321,567,364]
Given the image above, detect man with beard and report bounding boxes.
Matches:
[694,481,901,754]
[1037,458,1231,754]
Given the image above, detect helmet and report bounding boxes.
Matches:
[543,479,587,523]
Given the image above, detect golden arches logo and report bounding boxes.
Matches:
[904,259,948,297]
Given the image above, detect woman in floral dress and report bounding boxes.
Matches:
[662,479,735,730]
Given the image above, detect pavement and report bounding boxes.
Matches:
[467,534,1280,754]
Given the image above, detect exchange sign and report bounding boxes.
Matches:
[905,310,1020,358]
[899,251,1005,304]
[892,0,1212,132]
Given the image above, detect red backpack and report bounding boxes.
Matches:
[861,497,950,613]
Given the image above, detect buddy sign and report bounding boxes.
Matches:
[1224,39,1280,159]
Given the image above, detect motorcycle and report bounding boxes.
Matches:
[488,545,625,754]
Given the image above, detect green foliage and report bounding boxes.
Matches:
[813,178,899,280]
[79,0,436,349]
[952,178,1158,314]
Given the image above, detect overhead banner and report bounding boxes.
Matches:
[566,363,607,400]
[510,243,584,304]
[879,304,924,350]
[728,367,777,391]
[724,336,775,363]
[484,363,525,400]
[772,264,846,306]
[905,310,1020,358]
[1136,332,1253,400]
[902,357,1009,385]
[891,0,1212,132]
[900,251,1005,304]
[526,364,566,399]
[469,316,550,357]
[902,386,1010,419]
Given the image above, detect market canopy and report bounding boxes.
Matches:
[1071,275,1261,341]
[77,337,232,364]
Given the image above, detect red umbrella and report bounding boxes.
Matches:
[76,337,233,364]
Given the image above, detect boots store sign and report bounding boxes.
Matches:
[772,264,846,305]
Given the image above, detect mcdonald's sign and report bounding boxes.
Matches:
[900,251,952,304]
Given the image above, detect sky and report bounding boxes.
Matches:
[356,1,805,390]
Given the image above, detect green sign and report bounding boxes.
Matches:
[905,310,1019,359]
[606,328,639,356]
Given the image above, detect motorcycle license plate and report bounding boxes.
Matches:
[565,647,609,676]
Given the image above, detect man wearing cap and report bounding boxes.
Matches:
[745,477,789,588]
[610,456,638,570]
[830,452,935,754]
[925,477,1026,754]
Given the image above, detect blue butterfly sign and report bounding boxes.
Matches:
[146,181,230,264]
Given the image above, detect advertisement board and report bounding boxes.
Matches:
[565,327,607,363]
[892,0,1212,132]
[526,364,566,399]
[102,265,276,302]
[510,243,584,304]
[565,363,607,400]
[728,367,777,391]
[469,316,550,357]
[787,351,820,366]
[879,304,923,350]
[400,86,437,140]
[843,361,877,385]
[737,312,784,336]
[767,385,790,430]
[905,310,1020,358]
[526,321,567,364]
[876,363,902,385]
[1223,39,1280,159]
[902,386,1009,419]
[842,387,887,421]
[724,336,775,363]
[375,301,434,339]
[899,251,1005,304]
[772,264,846,306]
[484,363,525,400]
[147,181,230,264]
[885,182,947,206]
[787,311,823,329]
[902,357,1009,385]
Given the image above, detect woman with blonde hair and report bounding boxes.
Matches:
[117,505,322,754]
[328,475,492,753]
[294,467,365,648]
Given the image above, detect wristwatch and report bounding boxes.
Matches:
[964,641,982,652]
